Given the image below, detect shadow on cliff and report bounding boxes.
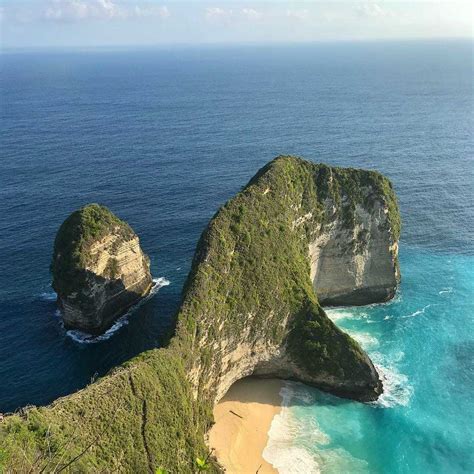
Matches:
[221,376,355,409]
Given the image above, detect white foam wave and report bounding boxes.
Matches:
[264,383,372,473]
[402,304,430,319]
[350,331,379,349]
[326,308,369,323]
[263,383,322,473]
[327,303,412,408]
[66,277,170,344]
[371,355,413,408]
[325,309,352,323]
[39,291,57,301]
[438,287,453,295]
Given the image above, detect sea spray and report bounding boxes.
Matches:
[326,307,413,408]
[39,291,57,301]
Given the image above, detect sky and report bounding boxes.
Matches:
[0,0,472,49]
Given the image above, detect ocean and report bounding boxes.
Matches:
[1,40,473,472]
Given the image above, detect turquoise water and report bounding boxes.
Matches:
[264,247,474,473]
[1,41,472,471]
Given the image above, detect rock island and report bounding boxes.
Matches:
[51,203,153,334]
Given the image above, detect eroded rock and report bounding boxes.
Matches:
[51,204,152,334]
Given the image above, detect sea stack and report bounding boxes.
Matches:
[51,204,153,334]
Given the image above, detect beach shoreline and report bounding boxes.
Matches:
[208,377,283,473]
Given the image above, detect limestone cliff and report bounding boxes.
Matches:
[51,204,153,334]
[1,157,400,473]
[308,169,400,306]
[177,156,400,404]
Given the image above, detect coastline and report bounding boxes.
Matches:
[208,377,283,473]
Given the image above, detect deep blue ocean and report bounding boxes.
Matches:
[1,40,473,473]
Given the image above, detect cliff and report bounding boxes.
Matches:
[51,204,153,334]
[0,157,400,473]
[307,167,400,305]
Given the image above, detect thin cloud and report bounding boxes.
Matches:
[241,8,262,21]
[205,7,263,23]
[44,0,121,21]
[356,2,393,18]
[134,5,170,19]
[286,9,309,21]
[42,0,170,22]
[205,7,230,21]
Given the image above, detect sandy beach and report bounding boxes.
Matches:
[208,377,283,473]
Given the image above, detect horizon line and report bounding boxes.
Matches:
[1,36,473,54]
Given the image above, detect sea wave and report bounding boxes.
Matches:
[39,291,57,301]
[328,307,412,409]
[350,331,379,349]
[263,383,322,473]
[65,277,170,344]
[342,311,413,409]
[402,304,431,319]
[371,354,413,408]
[438,287,453,295]
[325,309,369,323]
[331,318,381,351]
[264,383,371,473]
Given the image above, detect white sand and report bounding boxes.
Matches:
[208,377,283,473]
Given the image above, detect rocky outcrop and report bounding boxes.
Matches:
[2,157,401,473]
[51,204,153,334]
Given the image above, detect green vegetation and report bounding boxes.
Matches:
[1,157,400,472]
[0,349,215,473]
[51,203,134,296]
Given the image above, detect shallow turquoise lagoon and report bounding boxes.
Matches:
[264,247,474,473]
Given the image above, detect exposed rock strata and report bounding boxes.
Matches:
[309,195,400,306]
[51,204,152,334]
[2,157,401,473]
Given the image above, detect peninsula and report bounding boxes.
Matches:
[0,156,400,472]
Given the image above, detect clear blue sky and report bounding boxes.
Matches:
[0,0,472,49]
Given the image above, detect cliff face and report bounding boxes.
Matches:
[2,157,401,473]
[308,174,400,305]
[51,204,153,334]
[177,157,400,405]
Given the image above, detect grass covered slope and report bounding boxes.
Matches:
[1,156,400,472]
[0,349,213,473]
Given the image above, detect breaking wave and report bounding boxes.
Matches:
[65,277,170,344]
[372,358,413,408]
[39,291,57,301]
[263,382,370,473]
[327,307,413,409]
[263,383,323,473]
